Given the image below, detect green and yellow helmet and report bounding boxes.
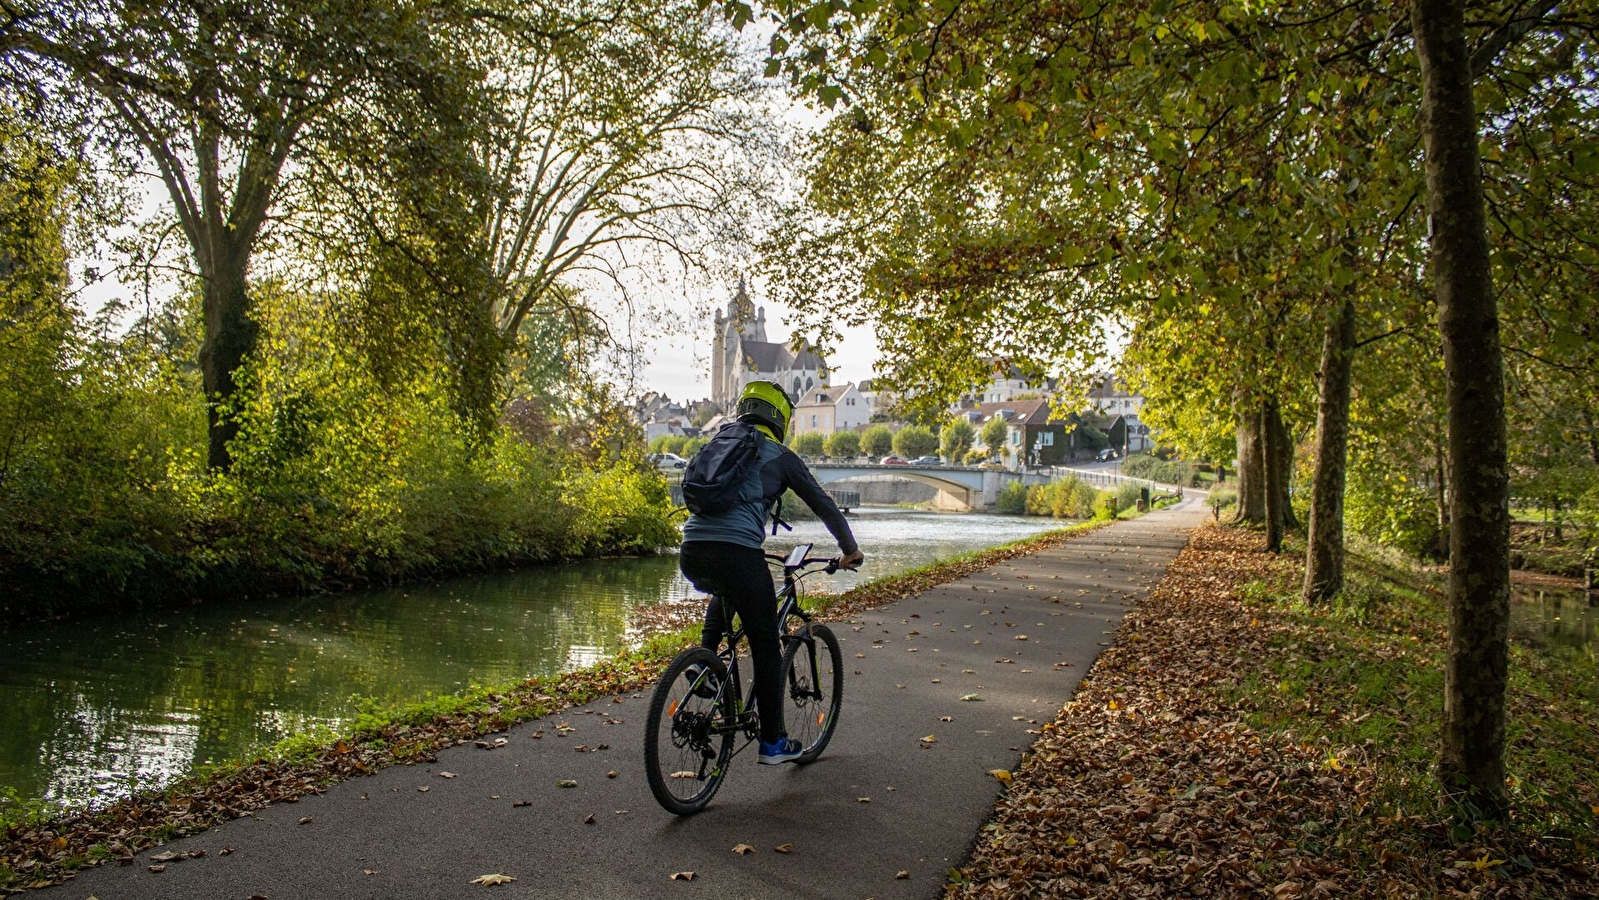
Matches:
[735,380,794,442]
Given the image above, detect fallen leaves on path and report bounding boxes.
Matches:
[946,525,1599,899]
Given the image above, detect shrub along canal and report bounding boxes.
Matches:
[0,508,1064,819]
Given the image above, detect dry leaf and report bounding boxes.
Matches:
[896,869,910,879]
[669,871,696,881]
[555,779,578,788]
[584,813,596,825]
[297,816,314,824]
[989,769,1013,786]
[416,786,430,793]
[856,796,871,803]
[920,734,937,744]
[470,873,516,886]
[960,693,982,701]
[732,843,755,855]
[773,843,794,853]
[439,771,458,778]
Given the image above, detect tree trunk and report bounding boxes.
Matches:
[1263,396,1285,553]
[1413,0,1511,817]
[1233,405,1266,525]
[199,246,258,472]
[1304,299,1357,602]
[1433,436,1451,561]
[1267,401,1297,530]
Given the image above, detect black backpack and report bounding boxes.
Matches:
[681,421,764,515]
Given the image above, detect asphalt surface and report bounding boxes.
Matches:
[53,499,1209,900]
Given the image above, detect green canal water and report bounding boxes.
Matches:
[0,509,1063,817]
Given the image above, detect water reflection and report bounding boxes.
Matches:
[1510,584,1597,655]
[0,509,1062,815]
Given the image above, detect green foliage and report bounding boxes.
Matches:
[939,420,976,462]
[1121,453,1194,487]
[824,429,860,458]
[994,480,1028,515]
[861,424,894,457]
[980,417,1009,456]
[0,279,677,620]
[891,424,937,459]
[963,448,990,465]
[1021,477,1102,520]
[791,431,826,456]
[1073,424,1109,452]
[1115,481,1146,510]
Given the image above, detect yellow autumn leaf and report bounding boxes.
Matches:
[1325,756,1343,771]
[920,734,938,744]
[470,873,516,886]
[989,769,1012,786]
[1107,699,1119,710]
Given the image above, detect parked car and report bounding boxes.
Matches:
[1096,448,1119,462]
[649,452,689,470]
[909,455,943,466]
[879,455,910,466]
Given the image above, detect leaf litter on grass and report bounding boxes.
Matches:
[946,525,1599,900]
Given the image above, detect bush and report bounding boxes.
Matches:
[0,285,680,620]
[824,430,860,459]
[995,481,1028,514]
[964,448,990,465]
[1018,477,1101,519]
[1121,453,1193,486]
[1116,481,1145,510]
[861,424,894,457]
[892,425,938,459]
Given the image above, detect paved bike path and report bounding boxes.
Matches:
[55,500,1209,900]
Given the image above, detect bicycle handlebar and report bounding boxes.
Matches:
[763,552,845,574]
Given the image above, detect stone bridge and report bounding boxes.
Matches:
[808,463,1052,511]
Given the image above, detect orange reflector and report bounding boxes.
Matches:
[668,699,679,717]
[817,712,825,725]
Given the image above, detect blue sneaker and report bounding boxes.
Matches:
[757,736,803,765]
[682,662,719,699]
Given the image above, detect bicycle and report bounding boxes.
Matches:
[643,543,846,815]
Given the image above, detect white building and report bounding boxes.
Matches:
[790,383,873,438]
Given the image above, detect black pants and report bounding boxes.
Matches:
[679,541,784,744]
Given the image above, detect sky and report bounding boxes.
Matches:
[629,278,881,403]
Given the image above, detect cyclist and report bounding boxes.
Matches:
[679,380,864,765]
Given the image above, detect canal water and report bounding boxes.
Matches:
[1510,583,1598,657]
[0,509,1063,817]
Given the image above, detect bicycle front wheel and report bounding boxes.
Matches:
[780,623,843,763]
[644,647,733,815]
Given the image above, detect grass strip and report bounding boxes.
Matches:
[1,517,1113,892]
[948,524,1597,899]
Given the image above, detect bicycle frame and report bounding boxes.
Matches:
[699,544,835,747]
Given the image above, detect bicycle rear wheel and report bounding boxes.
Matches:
[644,648,733,815]
[780,623,843,762]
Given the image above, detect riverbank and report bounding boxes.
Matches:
[948,525,1598,899]
[0,518,1115,892]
